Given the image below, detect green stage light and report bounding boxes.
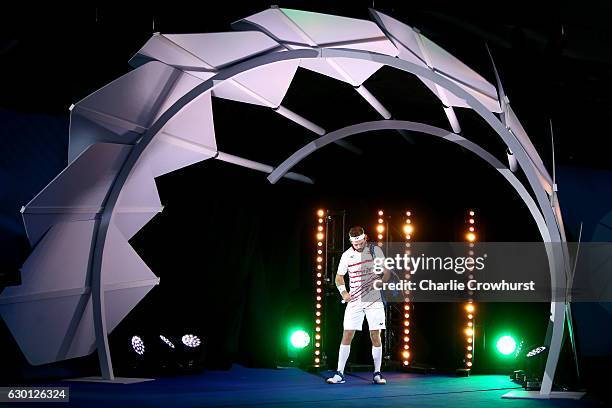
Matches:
[289,329,310,349]
[496,335,517,355]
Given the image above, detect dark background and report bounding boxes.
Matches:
[1,0,611,392]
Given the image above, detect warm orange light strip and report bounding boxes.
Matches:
[402,210,412,366]
[376,210,385,247]
[314,209,326,366]
[465,209,476,369]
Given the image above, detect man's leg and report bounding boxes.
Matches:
[366,306,387,384]
[327,330,355,384]
[337,330,355,373]
[328,303,363,383]
[370,329,383,372]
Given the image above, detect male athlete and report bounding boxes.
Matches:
[326,226,390,385]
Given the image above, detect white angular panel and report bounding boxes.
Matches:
[150,71,206,123]
[0,294,89,365]
[116,164,161,212]
[105,286,157,334]
[443,73,501,113]
[370,10,426,63]
[416,34,500,112]
[419,71,501,113]
[184,70,217,81]
[370,11,450,104]
[506,105,553,188]
[300,58,383,86]
[419,76,461,105]
[536,165,553,196]
[212,80,269,106]
[22,212,94,248]
[77,288,156,360]
[419,36,497,100]
[63,284,158,359]
[213,60,299,107]
[333,58,384,86]
[163,32,280,69]
[163,91,217,150]
[370,9,501,113]
[69,62,182,162]
[281,8,393,52]
[115,160,162,240]
[237,8,397,56]
[68,109,142,163]
[102,224,157,287]
[129,33,215,70]
[234,60,299,107]
[0,220,95,365]
[3,221,94,297]
[328,36,398,57]
[0,221,161,365]
[23,143,131,245]
[31,142,130,209]
[299,59,346,82]
[65,295,96,359]
[140,133,216,178]
[237,8,317,46]
[114,212,160,241]
[101,223,159,333]
[76,61,179,126]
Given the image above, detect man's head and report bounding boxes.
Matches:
[349,226,367,252]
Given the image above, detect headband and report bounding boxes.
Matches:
[349,233,366,242]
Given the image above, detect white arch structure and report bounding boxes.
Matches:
[0,8,573,396]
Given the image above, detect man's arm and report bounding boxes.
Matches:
[336,274,349,296]
[336,254,351,302]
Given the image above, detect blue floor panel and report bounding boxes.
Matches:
[5,366,600,408]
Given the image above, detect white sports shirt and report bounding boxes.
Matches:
[337,244,385,304]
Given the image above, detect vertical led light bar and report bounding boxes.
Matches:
[376,210,385,248]
[464,209,477,369]
[314,209,326,367]
[402,210,413,366]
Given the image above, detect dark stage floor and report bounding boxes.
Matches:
[6,365,603,408]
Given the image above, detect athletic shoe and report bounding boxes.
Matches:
[326,371,346,384]
[372,371,387,384]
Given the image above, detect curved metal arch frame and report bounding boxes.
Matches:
[90,48,567,394]
[269,119,552,241]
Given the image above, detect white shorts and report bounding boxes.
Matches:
[343,301,386,331]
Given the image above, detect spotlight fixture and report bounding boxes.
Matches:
[131,335,145,355]
[289,329,311,349]
[159,335,175,349]
[526,346,546,358]
[182,334,201,348]
[496,335,517,356]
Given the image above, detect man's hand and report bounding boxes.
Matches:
[382,268,391,283]
[341,291,351,302]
